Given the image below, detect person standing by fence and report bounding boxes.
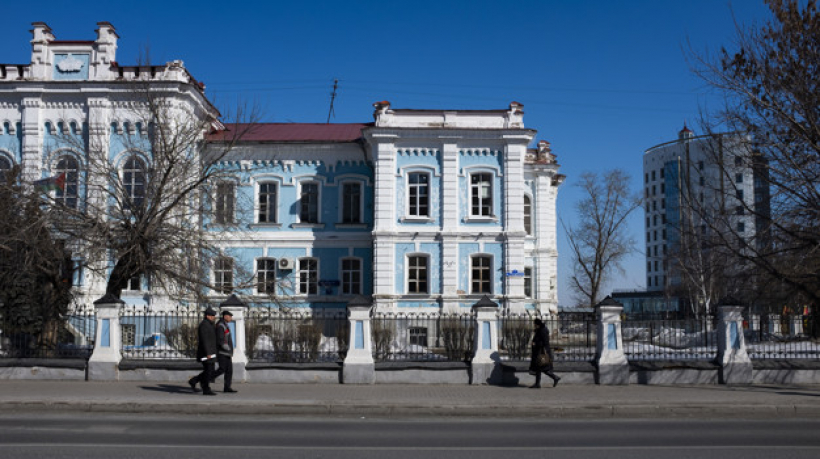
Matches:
[212,310,237,393]
[530,318,560,388]
[189,307,218,396]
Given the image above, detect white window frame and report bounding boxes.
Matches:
[298,180,321,224]
[524,194,533,235]
[407,171,431,218]
[214,256,234,294]
[406,254,429,295]
[341,257,362,295]
[340,181,363,224]
[298,257,319,295]
[54,154,80,209]
[469,172,494,218]
[524,267,533,298]
[470,254,493,294]
[122,154,147,209]
[257,181,279,224]
[214,181,236,225]
[256,258,277,295]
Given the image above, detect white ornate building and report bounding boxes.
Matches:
[0,22,563,315]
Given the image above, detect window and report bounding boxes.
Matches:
[661,198,665,209]
[699,176,705,186]
[524,195,532,235]
[125,274,141,291]
[698,161,704,170]
[471,255,492,294]
[214,257,233,294]
[299,258,318,295]
[524,267,532,298]
[0,156,10,182]
[736,205,745,215]
[735,173,743,184]
[409,327,428,347]
[258,183,277,223]
[662,229,666,240]
[647,262,652,272]
[652,200,657,211]
[55,155,79,209]
[648,277,652,287]
[408,172,429,217]
[644,173,648,183]
[123,155,146,209]
[341,182,362,223]
[737,222,746,233]
[652,185,656,196]
[661,183,665,194]
[646,217,650,227]
[735,156,743,167]
[299,182,320,223]
[651,170,656,181]
[407,255,428,294]
[470,173,493,217]
[660,168,664,179]
[341,258,362,295]
[257,258,277,294]
[736,189,744,201]
[215,182,235,224]
[653,215,658,226]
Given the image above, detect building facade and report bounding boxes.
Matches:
[0,23,563,315]
[643,125,769,296]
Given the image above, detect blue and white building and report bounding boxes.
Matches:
[0,23,564,315]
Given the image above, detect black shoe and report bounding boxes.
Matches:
[188,379,200,393]
[224,388,238,393]
[553,377,561,388]
[202,390,217,396]
[529,384,541,389]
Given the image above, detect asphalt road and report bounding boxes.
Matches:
[1,414,819,459]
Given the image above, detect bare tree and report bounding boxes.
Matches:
[563,170,641,307]
[44,69,260,301]
[691,0,820,327]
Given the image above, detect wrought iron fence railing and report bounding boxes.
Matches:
[245,308,348,364]
[371,312,475,363]
[0,303,96,359]
[498,313,597,362]
[120,304,205,360]
[621,317,717,361]
[744,315,820,359]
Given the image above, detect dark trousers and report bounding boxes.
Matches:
[191,359,215,391]
[534,368,559,386]
[213,355,233,390]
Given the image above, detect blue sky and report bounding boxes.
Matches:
[1,1,774,306]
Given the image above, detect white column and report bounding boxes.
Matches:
[441,143,460,304]
[372,138,396,311]
[504,142,527,312]
[717,305,752,384]
[20,97,42,184]
[471,296,500,384]
[343,296,375,384]
[88,294,124,380]
[596,302,629,385]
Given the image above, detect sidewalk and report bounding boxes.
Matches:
[2,380,820,418]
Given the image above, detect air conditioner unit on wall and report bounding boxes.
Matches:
[279,258,296,270]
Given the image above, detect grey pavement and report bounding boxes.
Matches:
[1,380,820,418]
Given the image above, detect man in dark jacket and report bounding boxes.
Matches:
[211,310,237,393]
[188,307,218,396]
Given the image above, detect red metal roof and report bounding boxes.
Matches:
[210,123,371,143]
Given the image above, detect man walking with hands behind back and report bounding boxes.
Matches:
[212,310,237,393]
[189,307,218,396]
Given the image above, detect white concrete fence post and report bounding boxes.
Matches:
[219,294,248,383]
[88,294,125,380]
[595,296,629,385]
[343,295,375,384]
[471,295,500,385]
[717,302,752,384]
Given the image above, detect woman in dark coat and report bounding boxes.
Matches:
[529,318,560,388]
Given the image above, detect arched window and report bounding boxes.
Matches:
[0,156,11,183]
[299,181,320,223]
[470,172,493,217]
[123,155,146,208]
[55,155,79,209]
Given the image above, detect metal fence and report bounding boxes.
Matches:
[498,313,597,362]
[621,317,717,361]
[745,315,820,359]
[245,307,348,363]
[0,303,96,359]
[371,312,475,362]
[120,304,205,360]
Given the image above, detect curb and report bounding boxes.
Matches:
[2,401,819,418]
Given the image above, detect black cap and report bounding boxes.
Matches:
[533,318,544,326]
[204,307,217,316]
[222,310,233,317]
